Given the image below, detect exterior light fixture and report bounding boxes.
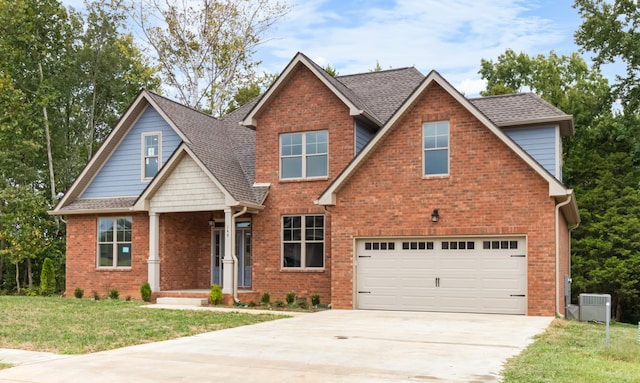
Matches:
[431,209,439,223]
[208,218,216,226]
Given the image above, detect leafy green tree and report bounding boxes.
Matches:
[574,0,640,112]
[324,64,339,77]
[125,0,289,116]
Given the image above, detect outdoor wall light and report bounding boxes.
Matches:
[208,218,216,226]
[431,209,439,223]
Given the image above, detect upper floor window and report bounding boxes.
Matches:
[280,131,328,179]
[97,217,132,268]
[423,121,449,176]
[142,132,161,179]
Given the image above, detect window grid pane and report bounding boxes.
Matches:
[423,122,449,175]
[280,131,328,179]
[97,217,132,268]
[283,215,324,268]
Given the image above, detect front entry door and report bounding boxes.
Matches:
[211,221,251,288]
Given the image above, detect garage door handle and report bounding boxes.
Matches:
[510,294,526,297]
[358,291,371,294]
[435,277,440,287]
[510,254,526,258]
[358,255,372,258]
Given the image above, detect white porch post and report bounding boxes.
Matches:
[221,208,234,295]
[147,212,161,292]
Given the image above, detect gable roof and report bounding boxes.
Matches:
[470,93,574,136]
[51,90,265,215]
[316,70,579,225]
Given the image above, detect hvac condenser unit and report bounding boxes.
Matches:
[579,293,611,322]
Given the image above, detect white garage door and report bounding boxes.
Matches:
[356,237,527,315]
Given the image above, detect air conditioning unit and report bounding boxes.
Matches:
[579,293,611,322]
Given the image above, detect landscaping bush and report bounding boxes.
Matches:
[285,291,296,304]
[92,291,100,300]
[74,287,84,299]
[274,300,285,308]
[311,293,320,306]
[261,292,270,305]
[109,289,119,300]
[140,282,152,302]
[296,298,308,309]
[40,257,56,296]
[209,284,222,305]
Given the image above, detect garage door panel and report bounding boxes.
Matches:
[357,237,527,315]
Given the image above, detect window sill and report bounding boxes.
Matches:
[96,267,132,272]
[422,174,450,180]
[280,268,325,273]
[279,177,329,183]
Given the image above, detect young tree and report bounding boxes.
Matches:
[125,0,289,116]
[574,0,640,112]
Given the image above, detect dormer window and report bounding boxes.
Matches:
[142,132,161,179]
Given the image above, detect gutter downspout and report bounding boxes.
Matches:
[232,206,248,303]
[555,194,573,317]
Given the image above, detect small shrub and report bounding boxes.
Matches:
[140,282,152,302]
[285,291,296,304]
[92,291,100,300]
[74,287,84,299]
[40,257,57,296]
[247,301,257,307]
[125,296,131,301]
[24,288,39,297]
[274,300,285,308]
[260,292,270,305]
[209,284,222,305]
[296,298,308,309]
[311,293,320,306]
[109,289,119,300]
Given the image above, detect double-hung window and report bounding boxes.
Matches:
[280,131,328,179]
[98,217,132,268]
[142,132,161,179]
[423,121,449,176]
[282,215,324,268]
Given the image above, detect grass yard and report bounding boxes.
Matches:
[0,296,285,355]
[502,319,640,383]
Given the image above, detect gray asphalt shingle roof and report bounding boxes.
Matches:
[469,93,569,125]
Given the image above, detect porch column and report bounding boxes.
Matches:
[221,208,234,294]
[147,212,160,292]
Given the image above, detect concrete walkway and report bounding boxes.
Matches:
[0,309,553,383]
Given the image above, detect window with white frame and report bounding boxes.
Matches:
[280,131,328,179]
[97,217,132,267]
[142,132,161,179]
[282,215,324,268]
[423,121,449,176]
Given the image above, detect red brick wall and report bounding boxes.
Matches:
[251,64,356,304]
[159,212,212,290]
[328,83,558,315]
[65,213,149,299]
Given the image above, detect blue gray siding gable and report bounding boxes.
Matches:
[504,126,560,179]
[82,106,181,198]
[355,120,376,155]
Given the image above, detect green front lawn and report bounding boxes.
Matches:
[0,296,285,355]
[502,319,640,383]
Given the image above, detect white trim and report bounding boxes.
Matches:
[141,131,162,181]
[241,53,367,128]
[96,216,133,269]
[422,121,450,177]
[279,130,329,181]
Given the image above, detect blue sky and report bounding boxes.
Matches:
[61,0,591,96]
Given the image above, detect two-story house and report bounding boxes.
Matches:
[51,52,579,316]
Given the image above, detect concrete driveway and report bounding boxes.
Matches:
[0,309,552,383]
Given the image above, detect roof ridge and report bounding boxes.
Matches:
[467,92,534,101]
[336,66,418,79]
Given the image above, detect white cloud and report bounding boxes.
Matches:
[257,0,579,93]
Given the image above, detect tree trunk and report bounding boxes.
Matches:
[38,62,56,202]
[15,262,20,294]
[26,257,33,289]
[615,300,623,322]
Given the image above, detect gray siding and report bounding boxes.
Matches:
[505,126,558,178]
[355,121,375,155]
[82,106,181,198]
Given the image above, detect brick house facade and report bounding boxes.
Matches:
[52,52,579,315]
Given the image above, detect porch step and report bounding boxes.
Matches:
[156,297,208,307]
